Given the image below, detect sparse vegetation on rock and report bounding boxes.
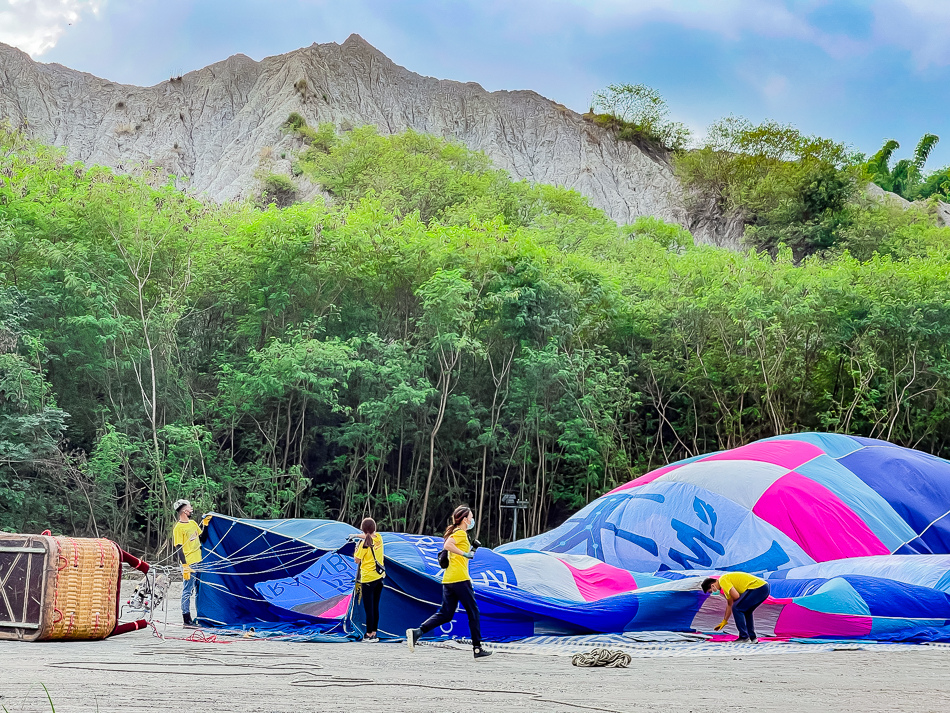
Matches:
[260,172,296,207]
[588,83,690,152]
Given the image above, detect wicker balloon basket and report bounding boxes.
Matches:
[0,532,147,642]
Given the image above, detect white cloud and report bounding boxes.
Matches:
[551,0,864,57]
[559,0,950,70]
[870,0,950,69]
[0,0,103,56]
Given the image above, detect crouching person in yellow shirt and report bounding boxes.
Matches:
[172,499,211,627]
[702,572,770,643]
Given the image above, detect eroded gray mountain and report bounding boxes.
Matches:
[0,34,736,245]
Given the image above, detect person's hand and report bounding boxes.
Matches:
[201,514,212,527]
[182,564,192,581]
[714,619,727,631]
[463,551,475,559]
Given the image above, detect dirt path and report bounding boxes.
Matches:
[2,628,948,713]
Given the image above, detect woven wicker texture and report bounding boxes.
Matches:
[42,536,120,641]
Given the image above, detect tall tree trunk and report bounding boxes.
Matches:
[418,348,459,533]
[477,344,515,537]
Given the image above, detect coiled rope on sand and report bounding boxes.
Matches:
[571,648,632,668]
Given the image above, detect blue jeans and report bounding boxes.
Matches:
[181,573,198,615]
[733,583,770,639]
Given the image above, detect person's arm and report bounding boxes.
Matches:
[172,526,186,564]
[173,526,192,579]
[198,514,212,544]
[715,587,739,630]
[443,536,473,558]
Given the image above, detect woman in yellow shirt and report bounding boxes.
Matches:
[702,572,771,643]
[406,505,492,659]
[353,517,385,641]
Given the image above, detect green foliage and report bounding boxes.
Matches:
[915,165,950,201]
[866,134,940,199]
[626,216,694,251]
[284,112,306,130]
[676,116,863,257]
[0,288,70,533]
[589,83,690,151]
[260,173,296,207]
[297,122,337,153]
[3,125,950,551]
[283,113,337,153]
[296,126,621,248]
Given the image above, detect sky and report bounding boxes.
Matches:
[2,0,949,168]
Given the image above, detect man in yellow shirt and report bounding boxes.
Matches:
[172,499,210,627]
[702,572,771,643]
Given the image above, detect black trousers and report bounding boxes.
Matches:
[733,583,770,639]
[361,579,384,634]
[419,580,481,648]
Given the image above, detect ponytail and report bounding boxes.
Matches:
[443,505,471,539]
[360,517,377,550]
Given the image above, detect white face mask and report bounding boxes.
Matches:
[466,518,475,531]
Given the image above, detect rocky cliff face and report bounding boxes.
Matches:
[0,34,739,246]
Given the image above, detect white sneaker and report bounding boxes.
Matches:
[406,628,420,651]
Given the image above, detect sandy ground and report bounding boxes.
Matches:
[2,583,949,713]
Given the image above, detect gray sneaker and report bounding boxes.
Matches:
[734,637,751,643]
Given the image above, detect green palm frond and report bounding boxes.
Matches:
[913,133,939,171]
[890,159,913,196]
[867,139,900,178]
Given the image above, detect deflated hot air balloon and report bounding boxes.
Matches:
[189,433,950,643]
[500,433,950,572]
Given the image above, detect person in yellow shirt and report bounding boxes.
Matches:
[702,572,771,643]
[353,517,385,641]
[172,499,210,627]
[406,505,492,659]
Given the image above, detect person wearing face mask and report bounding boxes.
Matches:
[406,505,492,659]
[172,499,211,627]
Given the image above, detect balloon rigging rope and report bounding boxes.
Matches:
[889,506,950,554]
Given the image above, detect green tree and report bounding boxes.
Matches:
[866,134,940,199]
[676,116,860,257]
[589,83,690,151]
[4,124,950,553]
